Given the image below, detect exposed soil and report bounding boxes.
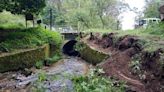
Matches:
[85,33,164,92]
[100,51,145,92]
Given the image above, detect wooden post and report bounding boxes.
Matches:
[26,20,27,28]
[33,19,35,27]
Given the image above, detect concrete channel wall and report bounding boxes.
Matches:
[0,44,56,72]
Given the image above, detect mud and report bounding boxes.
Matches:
[86,33,164,92]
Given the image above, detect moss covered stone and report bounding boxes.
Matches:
[0,44,49,72]
[78,43,109,65]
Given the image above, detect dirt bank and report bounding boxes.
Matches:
[84,33,164,92]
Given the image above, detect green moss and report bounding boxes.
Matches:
[77,43,109,65]
[49,44,58,57]
[0,45,49,72]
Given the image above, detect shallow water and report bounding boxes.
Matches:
[0,57,89,92]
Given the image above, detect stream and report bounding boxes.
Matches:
[0,57,89,92]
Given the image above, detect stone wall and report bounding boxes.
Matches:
[79,43,109,65]
[0,44,49,72]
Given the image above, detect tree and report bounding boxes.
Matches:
[44,0,127,30]
[41,0,66,27]
[41,5,66,26]
[63,0,121,29]
[144,0,161,18]
[0,0,9,12]
[0,0,46,15]
[91,0,117,28]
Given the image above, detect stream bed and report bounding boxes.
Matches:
[0,57,89,92]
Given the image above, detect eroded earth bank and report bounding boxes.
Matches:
[81,32,164,92]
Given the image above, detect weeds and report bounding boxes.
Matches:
[129,60,141,75]
[72,68,126,92]
[35,61,44,69]
[0,11,26,30]
[38,71,47,82]
[45,54,62,65]
[0,27,62,52]
[32,71,47,92]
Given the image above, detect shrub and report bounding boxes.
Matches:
[45,54,62,65]
[145,22,164,37]
[0,27,62,52]
[0,11,26,30]
[31,71,47,92]
[72,68,126,92]
[35,61,44,69]
[38,71,47,82]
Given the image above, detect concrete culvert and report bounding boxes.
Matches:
[62,40,80,57]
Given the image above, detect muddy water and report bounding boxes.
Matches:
[0,57,89,92]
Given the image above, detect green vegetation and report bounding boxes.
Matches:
[119,23,164,51]
[143,0,163,18]
[143,0,161,18]
[72,68,125,92]
[32,71,47,92]
[38,71,47,82]
[0,11,26,30]
[43,0,124,30]
[0,0,46,15]
[0,27,62,52]
[35,61,44,69]
[45,54,62,65]
[82,22,164,52]
[35,53,62,69]
[41,5,66,27]
[0,8,63,72]
[83,28,114,33]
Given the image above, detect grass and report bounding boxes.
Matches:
[83,23,164,52]
[35,54,62,69]
[83,28,114,33]
[0,27,63,52]
[45,54,62,65]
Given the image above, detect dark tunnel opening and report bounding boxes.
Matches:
[62,40,80,57]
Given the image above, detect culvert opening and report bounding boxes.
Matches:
[62,40,80,57]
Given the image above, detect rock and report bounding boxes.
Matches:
[21,68,32,77]
[43,79,74,92]
[0,57,89,92]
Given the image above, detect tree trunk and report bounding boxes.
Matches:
[99,15,105,29]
